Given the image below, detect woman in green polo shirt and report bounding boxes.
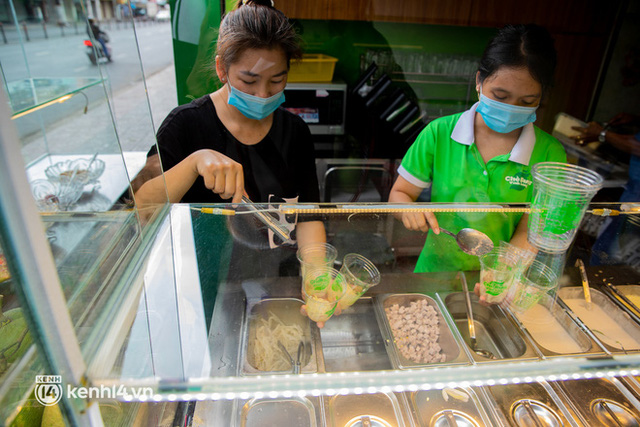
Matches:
[389,24,567,272]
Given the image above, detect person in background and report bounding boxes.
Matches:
[87,18,111,62]
[132,0,326,320]
[389,24,567,273]
[572,113,640,265]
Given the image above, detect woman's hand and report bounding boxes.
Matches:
[299,304,336,329]
[400,211,440,233]
[389,175,440,233]
[191,149,245,203]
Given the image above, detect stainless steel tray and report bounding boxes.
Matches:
[442,292,539,363]
[374,293,470,369]
[558,287,640,354]
[317,297,392,372]
[406,387,494,427]
[483,381,578,427]
[240,298,321,375]
[551,377,640,426]
[240,396,322,427]
[323,392,412,427]
[505,294,605,358]
[604,284,640,323]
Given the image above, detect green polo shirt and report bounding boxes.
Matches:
[399,104,567,272]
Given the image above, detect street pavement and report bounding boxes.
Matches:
[2,20,178,163]
[19,62,178,162]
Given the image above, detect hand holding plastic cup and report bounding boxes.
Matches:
[508,260,558,314]
[338,254,381,311]
[478,249,517,304]
[302,267,346,323]
[297,243,338,280]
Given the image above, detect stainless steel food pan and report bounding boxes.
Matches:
[323,392,411,427]
[558,287,640,354]
[318,297,392,372]
[483,381,577,426]
[551,377,640,426]
[505,294,604,358]
[240,396,321,427]
[442,292,539,363]
[240,298,320,375]
[407,387,494,427]
[374,293,469,369]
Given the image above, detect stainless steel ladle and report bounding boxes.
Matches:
[441,228,494,257]
[460,272,498,360]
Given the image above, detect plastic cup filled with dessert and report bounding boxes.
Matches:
[301,266,346,323]
[296,242,338,280]
[338,253,381,311]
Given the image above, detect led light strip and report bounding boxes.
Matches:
[280,207,536,215]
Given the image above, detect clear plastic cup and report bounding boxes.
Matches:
[498,241,536,275]
[296,243,338,280]
[507,260,558,314]
[302,267,346,323]
[528,162,603,253]
[338,254,381,310]
[478,249,518,304]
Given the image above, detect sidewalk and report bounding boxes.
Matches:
[21,63,178,162]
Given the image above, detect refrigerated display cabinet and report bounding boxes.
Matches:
[3,141,640,426]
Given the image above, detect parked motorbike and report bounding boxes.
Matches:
[84,32,111,65]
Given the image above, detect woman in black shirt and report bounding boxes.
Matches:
[135,0,325,248]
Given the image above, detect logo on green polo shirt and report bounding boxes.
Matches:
[505,171,533,191]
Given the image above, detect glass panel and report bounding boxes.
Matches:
[86,202,640,403]
[0,1,172,423]
[0,239,66,426]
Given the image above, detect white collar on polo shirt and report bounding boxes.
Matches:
[450,102,536,166]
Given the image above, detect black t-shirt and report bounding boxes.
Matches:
[149,95,319,204]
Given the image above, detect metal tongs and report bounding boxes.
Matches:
[241,195,291,243]
[278,341,303,374]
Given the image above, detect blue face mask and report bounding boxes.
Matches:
[476,92,538,133]
[227,82,285,120]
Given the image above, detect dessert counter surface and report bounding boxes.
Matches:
[194,268,640,426]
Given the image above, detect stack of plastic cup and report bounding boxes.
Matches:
[478,248,518,304]
[528,162,603,253]
[507,260,558,314]
[301,266,346,323]
[296,243,338,280]
[338,254,381,311]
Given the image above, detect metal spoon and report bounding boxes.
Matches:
[460,272,497,359]
[441,227,494,257]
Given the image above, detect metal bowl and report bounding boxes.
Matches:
[45,157,105,185]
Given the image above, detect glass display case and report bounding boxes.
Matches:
[1,3,640,427]
[0,0,166,424]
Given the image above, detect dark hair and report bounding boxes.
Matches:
[478,24,557,90]
[216,0,303,70]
